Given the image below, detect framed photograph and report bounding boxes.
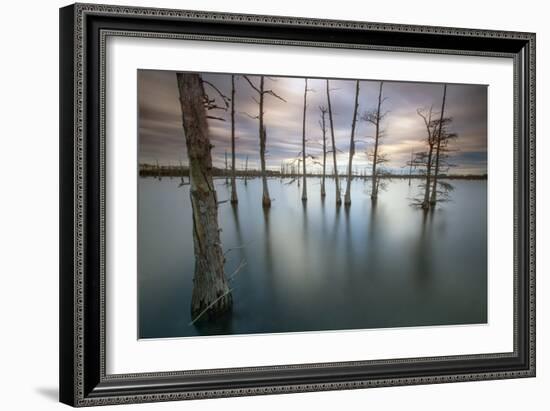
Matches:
[59,3,535,407]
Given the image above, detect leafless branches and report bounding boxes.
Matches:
[410,84,459,209]
[361,81,388,199]
[242,75,287,102]
[242,75,287,208]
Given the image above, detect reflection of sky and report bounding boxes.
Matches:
[139,178,488,337]
[138,70,487,175]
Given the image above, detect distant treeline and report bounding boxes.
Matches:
[139,163,486,180]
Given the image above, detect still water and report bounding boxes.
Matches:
[138,177,487,338]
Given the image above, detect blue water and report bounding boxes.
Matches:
[138,177,487,338]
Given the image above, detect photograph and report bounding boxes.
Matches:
[56,2,536,406]
[137,70,488,339]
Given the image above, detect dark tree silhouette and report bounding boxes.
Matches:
[326,79,342,205]
[319,106,328,197]
[362,81,389,199]
[344,80,361,206]
[176,72,232,321]
[230,75,238,203]
[430,84,449,206]
[416,106,438,209]
[429,125,458,205]
[301,79,309,201]
[243,75,286,208]
[413,85,457,209]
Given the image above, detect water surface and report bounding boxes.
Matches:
[138,177,487,338]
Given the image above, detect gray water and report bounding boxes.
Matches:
[138,177,487,339]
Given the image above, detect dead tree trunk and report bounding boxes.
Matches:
[176,72,232,320]
[371,81,384,199]
[230,75,238,204]
[326,80,341,205]
[320,106,328,197]
[422,145,435,209]
[430,84,447,206]
[260,124,271,207]
[301,78,308,201]
[416,107,436,210]
[243,75,286,207]
[422,148,435,210]
[258,77,271,207]
[344,80,360,206]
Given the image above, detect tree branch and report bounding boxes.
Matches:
[201,80,230,108]
[242,75,261,94]
[264,89,287,102]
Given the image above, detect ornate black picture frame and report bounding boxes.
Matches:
[59,3,535,407]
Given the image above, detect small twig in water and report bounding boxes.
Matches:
[224,242,253,257]
[188,288,234,326]
[228,259,247,282]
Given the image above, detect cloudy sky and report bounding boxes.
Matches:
[138,70,487,175]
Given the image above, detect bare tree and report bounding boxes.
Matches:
[430,84,448,206]
[416,106,438,209]
[344,80,361,206]
[431,127,458,204]
[362,81,389,199]
[413,84,457,209]
[301,78,309,201]
[326,79,341,205]
[319,106,328,197]
[176,72,232,320]
[230,75,238,204]
[243,75,286,208]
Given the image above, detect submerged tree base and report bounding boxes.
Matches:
[191,287,233,324]
[344,192,352,206]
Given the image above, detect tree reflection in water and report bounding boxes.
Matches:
[139,178,487,338]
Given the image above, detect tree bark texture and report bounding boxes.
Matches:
[176,72,232,320]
